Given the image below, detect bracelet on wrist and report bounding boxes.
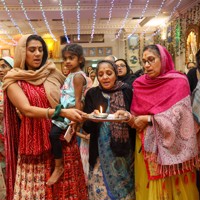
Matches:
[51,104,64,122]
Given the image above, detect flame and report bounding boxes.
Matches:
[100,106,102,113]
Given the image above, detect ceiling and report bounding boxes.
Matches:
[0,0,198,42]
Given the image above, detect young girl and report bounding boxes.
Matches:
[46,43,87,186]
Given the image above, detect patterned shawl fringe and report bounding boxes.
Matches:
[144,151,198,180]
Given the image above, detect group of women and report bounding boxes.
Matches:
[2,33,200,200]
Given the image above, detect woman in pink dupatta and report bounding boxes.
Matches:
[116,44,199,200]
[3,34,88,200]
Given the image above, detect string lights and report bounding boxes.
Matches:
[0,1,192,48]
[90,0,98,42]
[107,0,115,24]
[19,0,37,34]
[167,0,182,22]
[76,0,81,41]
[152,0,182,38]
[0,29,17,45]
[1,0,23,35]
[59,0,70,43]
[115,0,133,39]
[141,0,166,36]
[128,0,150,38]
[0,37,16,45]
[0,23,17,45]
[37,0,57,41]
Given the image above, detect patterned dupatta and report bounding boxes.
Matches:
[18,81,52,162]
[143,96,198,180]
[4,93,20,200]
[100,81,131,156]
[4,81,52,200]
[131,45,198,179]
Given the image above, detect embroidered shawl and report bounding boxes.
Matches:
[131,44,198,179]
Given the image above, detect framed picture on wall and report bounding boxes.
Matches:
[97,47,104,56]
[144,34,154,46]
[1,49,10,57]
[88,47,96,56]
[105,47,112,56]
[83,48,88,57]
[128,34,139,50]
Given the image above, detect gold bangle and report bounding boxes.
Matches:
[46,107,50,119]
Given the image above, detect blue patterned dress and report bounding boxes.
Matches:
[88,104,134,200]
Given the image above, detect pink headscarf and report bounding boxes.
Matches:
[131,44,189,115]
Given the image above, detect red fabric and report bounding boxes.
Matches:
[19,81,52,163]
[131,45,190,115]
[53,136,88,200]
[4,93,21,200]
[4,81,88,200]
[0,134,4,141]
[157,44,174,74]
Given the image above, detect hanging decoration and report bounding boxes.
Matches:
[19,0,37,34]
[175,19,181,56]
[0,35,17,46]
[107,0,115,24]
[90,0,98,42]
[115,0,132,39]
[1,0,23,35]
[179,17,184,54]
[128,0,150,38]
[58,0,70,43]
[76,0,81,41]
[142,0,166,36]
[37,0,57,41]
[0,25,17,45]
[152,0,182,39]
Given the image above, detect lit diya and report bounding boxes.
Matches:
[93,106,108,118]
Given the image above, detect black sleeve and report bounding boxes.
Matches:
[83,88,96,114]
[187,68,198,93]
[83,87,108,134]
[122,87,133,111]
[82,87,108,168]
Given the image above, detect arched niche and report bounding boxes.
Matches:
[185,24,200,63]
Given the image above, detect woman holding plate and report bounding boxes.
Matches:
[82,60,135,200]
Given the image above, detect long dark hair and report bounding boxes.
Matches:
[26,35,48,68]
[115,58,131,75]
